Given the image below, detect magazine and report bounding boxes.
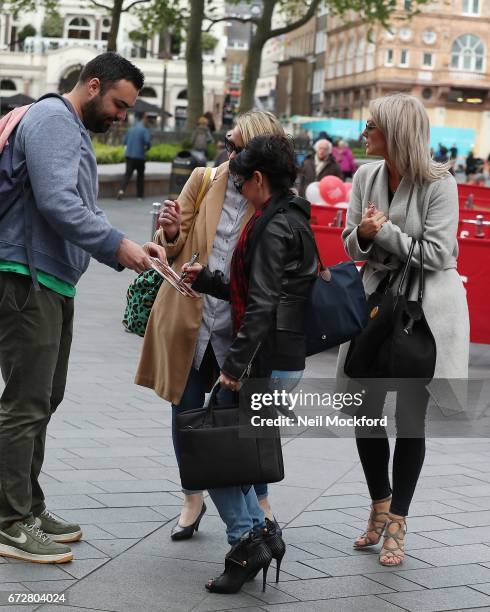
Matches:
[149,257,201,299]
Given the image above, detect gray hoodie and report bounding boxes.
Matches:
[1,96,124,285]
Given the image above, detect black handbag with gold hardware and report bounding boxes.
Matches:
[344,238,436,382]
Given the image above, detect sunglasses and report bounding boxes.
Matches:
[224,135,244,156]
[364,121,377,132]
[232,176,246,194]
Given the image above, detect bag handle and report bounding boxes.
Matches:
[396,237,417,297]
[417,240,425,303]
[194,166,217,214]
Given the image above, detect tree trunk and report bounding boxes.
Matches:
[107,0,123,52]
[185,0,204,131]
[239,0,275,113]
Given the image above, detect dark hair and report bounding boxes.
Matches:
[229,135,297,194]
[78,52,145,94]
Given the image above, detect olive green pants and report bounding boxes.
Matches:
[0,272,73,527]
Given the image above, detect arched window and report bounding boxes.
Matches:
[177,89,187,100]
[140,86,157,98]
[101,18,111,41]
[336,42,345,77]
[0,79,17,90]
[366,42,376,71]
[355,37,366,73]
[327,46,337,79]
[346,38,355,75]
[451,34,484,72]
[67,17,91,40]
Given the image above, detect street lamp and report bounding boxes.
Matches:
[161,60,167,131]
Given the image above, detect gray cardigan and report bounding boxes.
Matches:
[336,160,469,382]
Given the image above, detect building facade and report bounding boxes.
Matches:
[0,0,227,130]
[323,0,490,155]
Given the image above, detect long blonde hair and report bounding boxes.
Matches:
[369,93,450,184]
[235,110,285,145]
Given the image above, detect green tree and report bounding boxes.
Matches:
[41,11,63,37]
[206,0,430,112]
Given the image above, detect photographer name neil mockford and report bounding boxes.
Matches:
[250,414,388,427]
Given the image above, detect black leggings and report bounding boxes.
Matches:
[355,384,429,517]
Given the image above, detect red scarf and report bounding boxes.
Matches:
[230,198,272,333]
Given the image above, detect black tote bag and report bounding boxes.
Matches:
[176,384,284,491]
[344,238,436,382]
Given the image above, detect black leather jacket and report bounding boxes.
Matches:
[192,193,317,380]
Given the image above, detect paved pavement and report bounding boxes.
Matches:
[1,197,490,612]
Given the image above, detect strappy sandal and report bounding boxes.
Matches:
[353,497,390,549]
[379,517,406,566]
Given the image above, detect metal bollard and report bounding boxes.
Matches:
[151,202,162,241]
[334,210,344,227]
[465,194,474,209]
[476,215,485,238]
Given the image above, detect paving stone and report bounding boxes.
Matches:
[39,482,107,496]
[59,456,163,470]
[0,564,69,583]
[89,492,182,508]
[46,469,137,482]
[408,543,490,566]
[307,494,371,511]
[0,583,30,592]
[365,571,426,592]
[419,526,490,545]
[68,541,109,560]
[77,525,116,540]
[287,509,358,528]
[396,563,490,588]
[302,552,432,576]
[45,507,165,524]
[262,595,406,611]
[273,561,329,580]
[89,479,181,493]
[89,539,140,557]
[440,511,490,527]
[41,494,106,510]
[378,585,490,611]
[289,541,348,558]
[472,583,490,596]
[21,579,75,593]
[271,575,393,600]
[59,558,110,579]
[100,521,165,539]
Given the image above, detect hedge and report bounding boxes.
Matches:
[93,141,217,164]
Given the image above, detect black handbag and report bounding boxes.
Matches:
[344,238,436,382]
[304,237,368,356]
[176,384,284,490]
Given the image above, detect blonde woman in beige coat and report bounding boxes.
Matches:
[135,111,286,539]
[337,93,469,566]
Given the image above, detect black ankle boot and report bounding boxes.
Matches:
[248,518,286,583]
[205,531,272,594]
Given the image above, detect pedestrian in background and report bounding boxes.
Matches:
[191,116,213,163]
[117,111,151,200]
[300,138,342,197]
[336,139,357,180]
[204,111,216,133]
[0,52,166,565]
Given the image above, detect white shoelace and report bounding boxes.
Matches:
[23,521,49,543]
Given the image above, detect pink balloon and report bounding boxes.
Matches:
[319,175,346,205]
[344,183,353,198]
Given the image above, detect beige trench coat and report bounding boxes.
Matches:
[134,161,254,404]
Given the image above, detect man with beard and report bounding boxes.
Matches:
[0,52,166,564]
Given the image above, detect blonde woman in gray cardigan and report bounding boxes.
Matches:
[337,93,469,566]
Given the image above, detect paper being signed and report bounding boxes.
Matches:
[149,257,201,299]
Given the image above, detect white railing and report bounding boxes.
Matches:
[23,37,107,54]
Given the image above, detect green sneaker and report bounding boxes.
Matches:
[0,520,73,563]
[34,509,82,543]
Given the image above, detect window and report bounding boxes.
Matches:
[423,52,434,68]
[355,37,365,73]
[315,31,326,54]
[140,87,157,98]
[336,42,345,76]
[399,27,412,41]
[67,17,91,40]
[230,63,242,83]
[400,49,409,66]
[451,34,485,72]
[385,48,394,65]
[327,46,337,78]
[422,87,433,100]
[0,79,16,90]
[312,68,324,94]
[462,0,480,15]
[422,29,437,45]
[346,38,355,74]
[101,18,111,41]
[366,42,376,70]
[404,0,412,9]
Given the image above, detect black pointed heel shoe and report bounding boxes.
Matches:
[248,517,286,583]
[205,530,272,594]
[170,502,206,541]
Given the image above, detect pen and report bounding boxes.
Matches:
[179,251,199,282]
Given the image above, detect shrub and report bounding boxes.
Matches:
[145,143,182,162]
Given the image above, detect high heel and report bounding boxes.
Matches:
[205,531,272,594]
[354,496,391,549]
[170,502,206,541]
[248,517,286,583]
